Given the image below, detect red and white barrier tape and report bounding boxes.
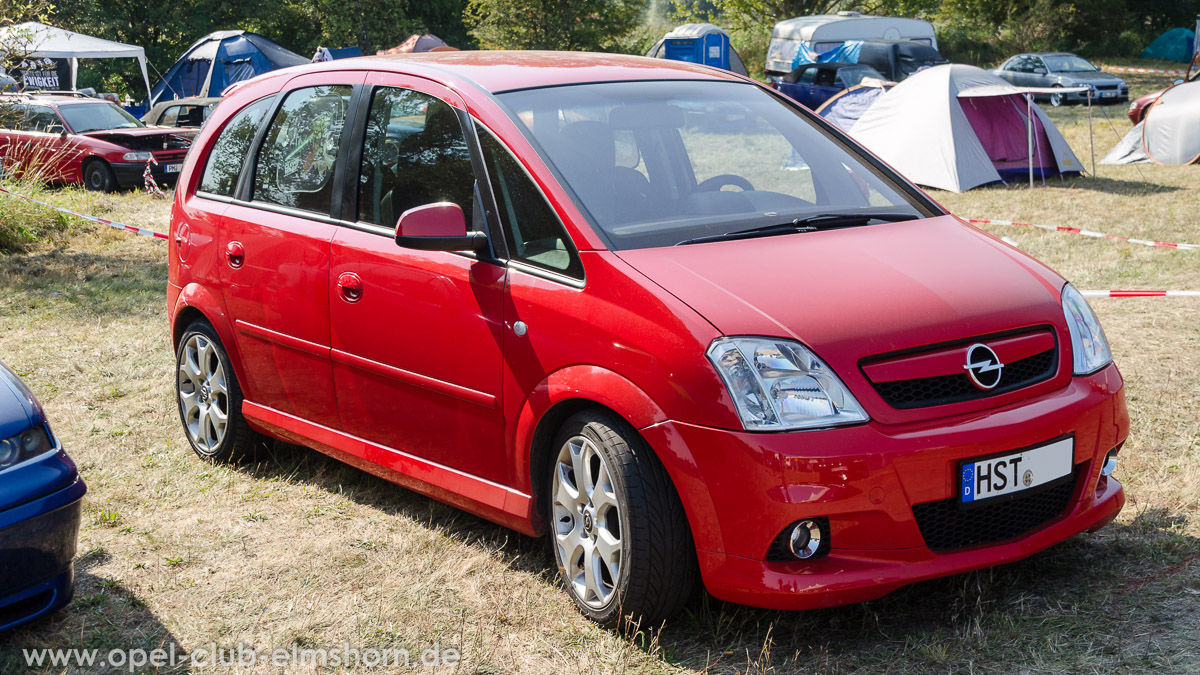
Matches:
[1081,290,1200,298]
[967,218,1198,250]
[1101,65,1190,75]
[0,186,168,240]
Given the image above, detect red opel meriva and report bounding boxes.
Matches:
[167,52,1127,627]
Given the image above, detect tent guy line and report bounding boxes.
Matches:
[0,186,169,240]
[967,217,1199,250]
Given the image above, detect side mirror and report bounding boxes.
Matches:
[395,202,488,252]
[1033,68,1047,75]
[47,125,65,136]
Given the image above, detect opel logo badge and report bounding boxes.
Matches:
[963,343,1004,390]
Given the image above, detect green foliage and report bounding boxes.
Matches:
[465,0,643,51]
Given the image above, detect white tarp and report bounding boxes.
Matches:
[0,22,151,98]
[845,64,1083,192]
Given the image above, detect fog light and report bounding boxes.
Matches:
[1100,449,1119,477]
[788,519,823,559]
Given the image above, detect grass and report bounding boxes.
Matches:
[0,57,1198,673]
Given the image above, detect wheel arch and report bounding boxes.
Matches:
[516,366,723,554]
[170,282,249,392]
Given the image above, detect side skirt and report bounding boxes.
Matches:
[242,401,537,536]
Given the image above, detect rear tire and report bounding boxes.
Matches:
[175,320,262,463]
[547,410,697,629]
[82,159,116,192]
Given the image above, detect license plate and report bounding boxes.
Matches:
[961,437,1073,503]
[1101,92,1116,98]
[165,164,182,173]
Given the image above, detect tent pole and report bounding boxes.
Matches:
[1027,93,1034,188]
[1088,89,1095,178]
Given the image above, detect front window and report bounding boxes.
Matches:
[1043,55,1096,73]
[497,80,927,250]
[58,102,143,133]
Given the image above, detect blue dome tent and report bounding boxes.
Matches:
[151,30,307,106]
[1141,28,1196,63]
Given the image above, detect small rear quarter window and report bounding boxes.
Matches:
[199,95,275,197]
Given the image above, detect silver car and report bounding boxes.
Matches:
[993,52,1128,106]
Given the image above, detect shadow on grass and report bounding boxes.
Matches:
[961,173,1180,196]
[235,441,554,580]
[0,247,166,319]
[0,548,187,674]
[221,442,1200,671]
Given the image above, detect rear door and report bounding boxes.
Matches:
[328,74,509,483]
[218,71,364,429]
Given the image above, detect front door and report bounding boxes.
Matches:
[329,74,508,483]
[218,72,363,429]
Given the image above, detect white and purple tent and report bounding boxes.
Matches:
[818,64,1083,191]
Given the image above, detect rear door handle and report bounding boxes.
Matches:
[337,272,363,303]
[225,241,244,268]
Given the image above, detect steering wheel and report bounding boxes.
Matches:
[696,174,754,192]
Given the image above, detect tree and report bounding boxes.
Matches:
[465,0,643,51]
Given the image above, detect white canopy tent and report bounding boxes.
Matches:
[0,22,151,99]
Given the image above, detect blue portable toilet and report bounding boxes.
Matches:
[646,24,749,76]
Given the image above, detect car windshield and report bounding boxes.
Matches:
[497,80,926,250]
[841,66,883,87]
[1043,55,1096,73]
[59,102,144,133]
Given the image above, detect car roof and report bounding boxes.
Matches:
[1027,52,1078,57]
[285,51,747,94]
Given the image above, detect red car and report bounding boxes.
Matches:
[0,94,193,190]
[167,53,1127,626]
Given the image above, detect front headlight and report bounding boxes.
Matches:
[122,151,153,162]
[707,337,868,431]
[0,425,53,470]
[1062,283,1112,375]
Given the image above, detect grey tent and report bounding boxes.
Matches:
[1102,79,1200,165]
[827,64,1082,191]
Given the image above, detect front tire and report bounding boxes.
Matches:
[1049,85,1064,107]
[82,159,116,192]
[175,321,262,462]
[548,410,696,628]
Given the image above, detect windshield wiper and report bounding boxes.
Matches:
[674,212,918,246]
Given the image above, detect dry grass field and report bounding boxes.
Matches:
[0,62,1198,673]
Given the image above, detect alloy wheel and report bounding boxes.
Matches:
[552,435,623,609]
[177,333,229,455]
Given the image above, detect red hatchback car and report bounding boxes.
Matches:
[0,94,193,190]
[167,52,1127,627]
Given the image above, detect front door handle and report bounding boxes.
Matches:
[337,272,363,303]
[225,241,244,268]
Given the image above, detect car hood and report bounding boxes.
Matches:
[614,215,1068,366]
[81,128,195,150]
[0,361,42,439]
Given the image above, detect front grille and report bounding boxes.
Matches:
[1095,84,1118,91]
[871,349,1055,409]
[912,471,1078,552]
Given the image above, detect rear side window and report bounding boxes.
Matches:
[199,96,274,197]
[477,125,582,279]
[0,105,27,130]
[23,106,61,132]
[160,106,180,127]
[357,87,475,228]
[253,85,353,214]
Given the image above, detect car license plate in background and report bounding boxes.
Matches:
[1102,92,1116,98]
[165,164,182,173]
[961,437,1073,503]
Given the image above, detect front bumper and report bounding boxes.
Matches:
[642,363,1127,610]
[1058,90,1128,104]
[110,160,183,189]
[0,452,86,632]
